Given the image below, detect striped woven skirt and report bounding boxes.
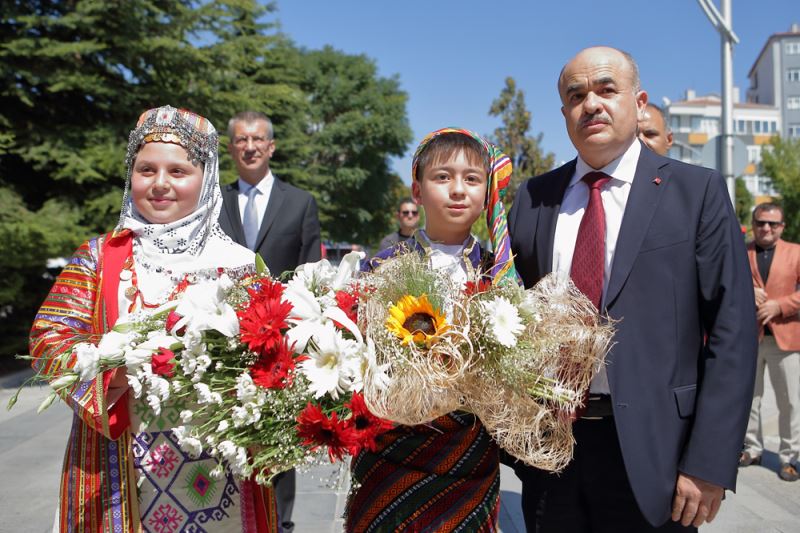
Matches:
[345,411,500,532]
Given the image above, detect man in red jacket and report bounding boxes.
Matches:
[741,202,800,482]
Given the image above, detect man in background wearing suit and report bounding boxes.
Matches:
[219,110,322,532]
[638,102,673,156]
[508,46,757,532]
[741,202,800,482]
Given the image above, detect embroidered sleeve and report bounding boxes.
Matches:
[29,236,125,439]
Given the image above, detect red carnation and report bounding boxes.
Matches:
[250,338,296,389]
[165,310,186,336]
[344,393,393,455]
[296,403,355,462]
[334,288,359,326]
[151,347,176,378]
[238,295,293,356]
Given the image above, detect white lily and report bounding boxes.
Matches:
[299,322,360,399]
[330,251,365,291]
[175,278,239,337]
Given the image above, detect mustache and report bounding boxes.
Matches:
[579,114,611,127]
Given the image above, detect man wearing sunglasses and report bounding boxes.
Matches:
[378,197,420,252]
[742,202,800,482]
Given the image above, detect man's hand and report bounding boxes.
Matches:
[756,299,782,326]
[754,287,767,306]
[671,473,724,527]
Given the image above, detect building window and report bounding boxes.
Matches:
[747,146,761,164]
[772,121,778,133]
[789,68,800,82]
[787,41,800,55]
[789,96,800,110]
[790,124,800,137]
[736,119,745,133]
[755,121,762,133]
[690,116,702,131]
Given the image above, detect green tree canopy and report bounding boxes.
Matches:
[761,136,800,241]
[489,77,555,207]
[0,1,411,356]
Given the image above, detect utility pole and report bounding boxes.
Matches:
[697,0,739,204]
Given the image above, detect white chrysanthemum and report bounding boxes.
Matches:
[146,375,171,401]
[236,373,258,403]
[182,437,203,458]
[194,382,213,404]
[146,393,162,416]
[209,464,225,479]
[126,374,143,399]
[73,343,100,382]
[180,410,194,423]
[216,420,230,432]
[482,297,524,348]
[218,440,237,460]
[298,323,359,400]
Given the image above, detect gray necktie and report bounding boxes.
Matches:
[243,186,260,250]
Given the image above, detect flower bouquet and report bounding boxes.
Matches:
[13,253,392,484]
[358,251,614,471]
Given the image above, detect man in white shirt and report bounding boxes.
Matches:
[508,46,756,532]
[219,111,321,532]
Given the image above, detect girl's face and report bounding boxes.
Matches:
[131,142,204,224]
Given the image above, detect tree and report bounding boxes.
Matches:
[489,77,555,207]
[0,2,412,355]
[761,136,800,241]
[299,46,413,245]
[734,176,754,225]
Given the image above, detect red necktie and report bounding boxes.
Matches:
[570,171,611,421]
[570,172,612,310]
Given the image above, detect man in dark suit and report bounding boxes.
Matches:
[219,111,321,532]
[220,110,321,278]
[508,46,757,532]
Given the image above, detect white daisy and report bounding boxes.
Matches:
[482,296,524,348]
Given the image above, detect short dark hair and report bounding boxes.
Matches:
[753,202,784,221]
[397,197,415,210]
[414,133,489,182]
[227,111,274,140]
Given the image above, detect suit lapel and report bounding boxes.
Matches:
[748,244,763,288]
[222,183,247,244]
[605,148,669,308]
[255,178,285,250]
[536,161,575,277]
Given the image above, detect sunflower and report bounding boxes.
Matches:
[386,294,450,347]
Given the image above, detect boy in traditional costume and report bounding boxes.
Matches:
[30,106,277,532]
[345,128,515,532]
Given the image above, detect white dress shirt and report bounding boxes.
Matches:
[552,139,641,393]
[237,171,275,227]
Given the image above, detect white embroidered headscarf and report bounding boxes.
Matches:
[116,105,253,300]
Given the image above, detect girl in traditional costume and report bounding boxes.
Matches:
[345,128,515,532]
[30,106,277,532]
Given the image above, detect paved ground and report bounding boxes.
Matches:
[1,368,798,533]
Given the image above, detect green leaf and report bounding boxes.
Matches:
[255,253,268,275]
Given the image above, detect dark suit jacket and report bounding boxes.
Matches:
[508,143,758,526]
[219,177,321,277]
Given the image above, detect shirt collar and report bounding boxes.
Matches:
[571,138,641,187]
[238,170,274,195]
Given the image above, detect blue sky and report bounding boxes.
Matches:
[275,1,798,182]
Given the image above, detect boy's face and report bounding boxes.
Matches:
[412,149,487,244]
